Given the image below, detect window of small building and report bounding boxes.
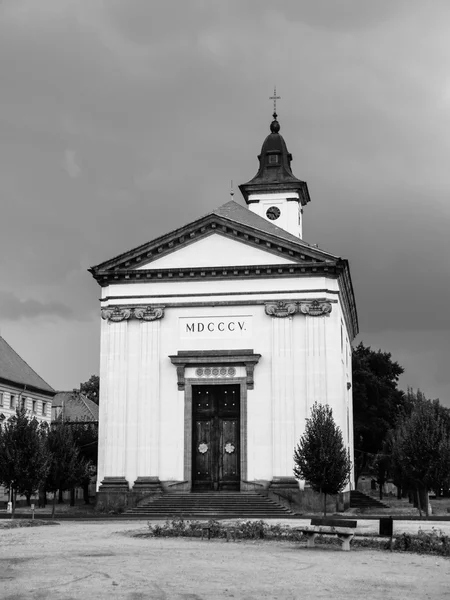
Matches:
[10,395,16,409]
[42,402,47,416]
[0,392,3,407]
[20,396,26,410]
[268,155,279,164]
[32,400,36,414]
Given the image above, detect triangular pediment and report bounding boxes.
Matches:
[134,233,297,269]
[90,201,338,274]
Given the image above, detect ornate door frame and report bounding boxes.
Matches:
[169,350,261,489]
[190,378,243,489]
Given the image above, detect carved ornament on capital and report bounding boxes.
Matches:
[298,299,332,316]
[101,307,132,322]
[264,299,333,318]
[264,301,297,318]
[134,305,165,321]
[101,305,165,322]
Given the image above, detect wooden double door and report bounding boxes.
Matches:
[192,384,240,491]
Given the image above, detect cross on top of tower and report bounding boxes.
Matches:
[269,86,280,118]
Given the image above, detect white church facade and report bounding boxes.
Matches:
[90,113,358,509]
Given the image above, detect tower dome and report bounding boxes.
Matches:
[239,113,310,206]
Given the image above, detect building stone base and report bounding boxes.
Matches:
[265,483,351,514]
[96,477,130,512]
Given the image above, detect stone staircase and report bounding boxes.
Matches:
[350,490,389,510]
[126,492,297,519]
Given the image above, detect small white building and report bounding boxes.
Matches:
[0,335,55,504]
[90,113,358,509]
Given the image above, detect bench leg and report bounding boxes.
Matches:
[304,532,318,548]
[337,534,354,551]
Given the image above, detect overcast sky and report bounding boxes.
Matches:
[1,0,449,406]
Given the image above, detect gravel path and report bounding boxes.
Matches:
[0,521,448,599]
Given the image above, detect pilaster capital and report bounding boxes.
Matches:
[101,305,165,322]
[264,301,297,318]
[101,307,132,322]
[264,299,333,318]
[298,299,332,316]
[134,305,165,321]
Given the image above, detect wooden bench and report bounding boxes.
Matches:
[295,518,357,552]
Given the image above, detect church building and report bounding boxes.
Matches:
[90,110,358,509]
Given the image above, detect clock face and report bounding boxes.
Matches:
[266,206,281,221]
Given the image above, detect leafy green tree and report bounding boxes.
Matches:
[0,408,50,518]
[352,342,405,484]
[80,375,99,405]
[293,402,352,516]
[45,421,89,518]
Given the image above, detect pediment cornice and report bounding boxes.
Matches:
[89,213,336,276]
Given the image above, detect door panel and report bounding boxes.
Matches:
[220,418,239,490]
[192,384,240,491]
[193,419,212,487]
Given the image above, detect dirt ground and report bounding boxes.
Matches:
[0,521,449,600]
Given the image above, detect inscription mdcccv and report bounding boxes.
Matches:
[179,316,252,339]
[186,321,246,333]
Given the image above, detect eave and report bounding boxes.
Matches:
[89,213,336,276]
[91,261,340,287]
[0,376,56,399]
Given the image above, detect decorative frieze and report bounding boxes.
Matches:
[169,350,261,391]
[101,305,165,322]
[265,299,332,318]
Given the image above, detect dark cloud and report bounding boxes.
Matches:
[0,291,73,321]
[0,0,448,399]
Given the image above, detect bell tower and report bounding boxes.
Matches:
[239,103,310,239]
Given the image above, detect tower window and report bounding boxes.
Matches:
[268,155,279,164]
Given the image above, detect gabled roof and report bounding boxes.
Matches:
[52,391,99,422]
[211,201,327,251]
[89,200,359,339]
[0,336,55,396]
[90,200,338,275]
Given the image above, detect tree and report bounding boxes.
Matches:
[352,342,405,484]
[70,422,98,505]
[80,374,99,405]
[45,421,89,518]
[293,402,352,516]
[390,395,450,517]
[0,408,50,518]
[368,442,391,500]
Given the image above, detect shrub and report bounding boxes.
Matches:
[392,528,450,556]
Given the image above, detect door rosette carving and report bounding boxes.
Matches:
[198,443,208,454]
[224,442,235,454]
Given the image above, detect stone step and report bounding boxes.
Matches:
[350,490,389,509]
[125,492,296,518]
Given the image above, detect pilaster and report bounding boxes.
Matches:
[271,316,295,477]
[137,320,161,478]
[106,320,129,479]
